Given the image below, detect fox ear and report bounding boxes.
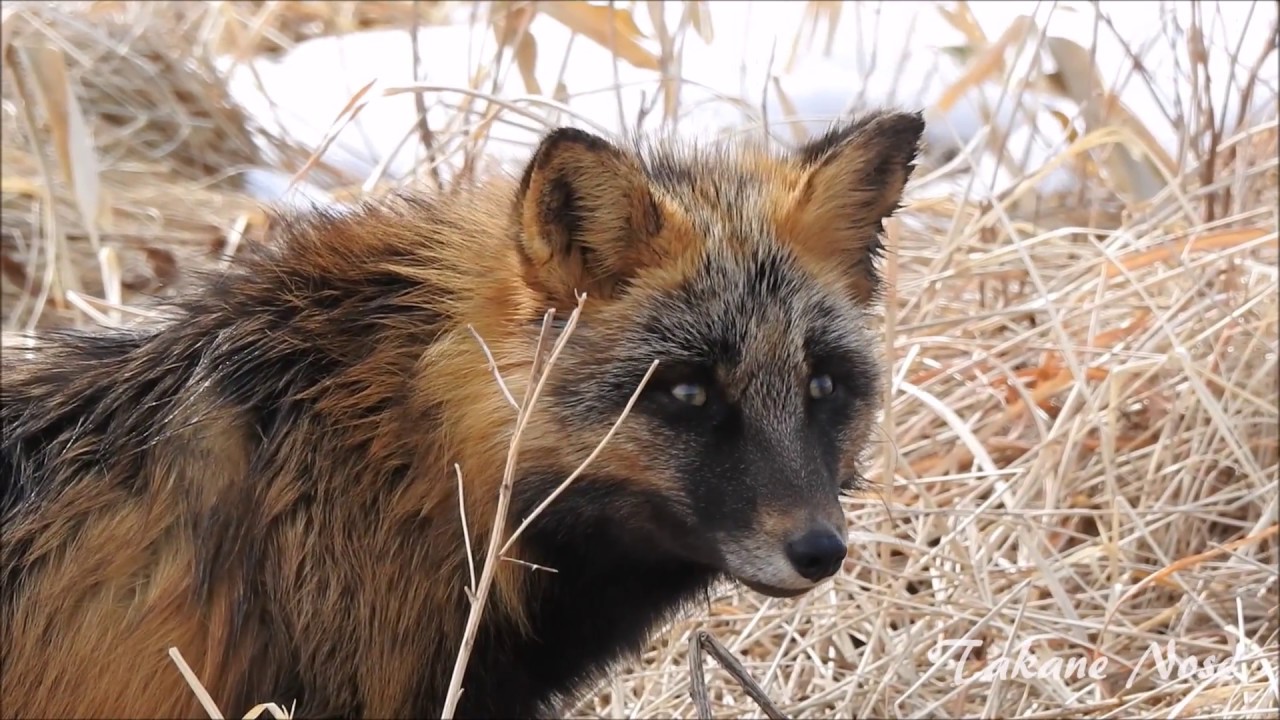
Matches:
[515,127,663,307]
[784,110,925,304]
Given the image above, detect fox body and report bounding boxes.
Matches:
[0,110,924,718]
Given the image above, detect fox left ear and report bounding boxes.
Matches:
[784,110,925,304]
[514,127,663,308]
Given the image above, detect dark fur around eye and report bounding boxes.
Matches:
[806,344,877,403]
[641,361,723,416]
[802,351,875,439]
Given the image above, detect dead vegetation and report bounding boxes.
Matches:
[1,1,1276,718]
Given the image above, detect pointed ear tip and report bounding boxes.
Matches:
[536,126,616,155]
[827,108,928,152]
[879,110,928,165]
[541,125,593,142]
[885,109,928,142]
[520,126,625,198]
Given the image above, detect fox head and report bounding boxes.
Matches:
[508,111,924,598]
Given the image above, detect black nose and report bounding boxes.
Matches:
[785,528,848,582]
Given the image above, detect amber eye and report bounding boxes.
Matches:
[808,373,835,399]
[670,382,708,407]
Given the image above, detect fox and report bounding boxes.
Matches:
[0,109,925,718]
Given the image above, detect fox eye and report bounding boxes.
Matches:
[808,373,835,399]
[670,382,708,406]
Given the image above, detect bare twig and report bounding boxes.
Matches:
[498,357,659,556]
[168,647,225,720]
[688,629,790,720]
[408,0,442,189]
[440,293,587,718]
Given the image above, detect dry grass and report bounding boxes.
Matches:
[2,1,1277,718]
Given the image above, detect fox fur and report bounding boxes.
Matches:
[0,109,925,718]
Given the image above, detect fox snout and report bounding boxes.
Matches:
[715,503,849,599]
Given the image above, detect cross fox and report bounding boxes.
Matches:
[1,109,925,718]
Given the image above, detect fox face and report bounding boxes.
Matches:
[511,112,924,598]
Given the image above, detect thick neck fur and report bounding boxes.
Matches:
[0,182,715,718]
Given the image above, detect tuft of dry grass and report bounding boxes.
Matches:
[3,1,265,331]
[2,1,1277,718]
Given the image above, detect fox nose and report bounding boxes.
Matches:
[784,527,848,582]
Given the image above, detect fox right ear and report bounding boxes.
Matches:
[514,127,663,308]
[783,110,925,304]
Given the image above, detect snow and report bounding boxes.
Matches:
[223,1,1278,208]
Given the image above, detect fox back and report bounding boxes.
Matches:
[0,110,925,718]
